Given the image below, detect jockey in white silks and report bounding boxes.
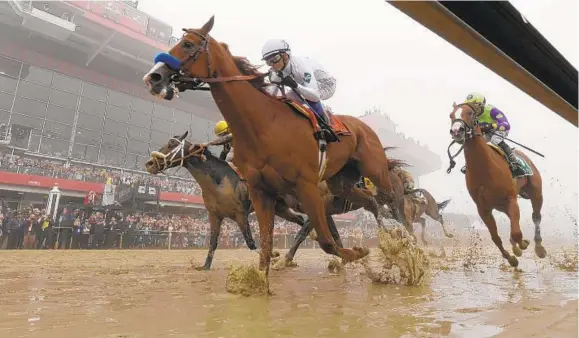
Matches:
[261,38,339,142]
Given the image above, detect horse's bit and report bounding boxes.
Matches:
[446,103,481,174]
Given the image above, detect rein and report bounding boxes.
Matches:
[151,138,207,173]
[176,30,261,86]
[446,102,482,174]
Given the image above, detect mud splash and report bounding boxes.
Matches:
[363,227,428,286]
[225,263,268,296]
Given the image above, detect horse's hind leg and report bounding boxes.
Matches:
[233,213,256,251]
[529,190,547,258]
[479,208,519,267]
[505,197,530,257]
[419,217,428,245]
[203,213,224,270]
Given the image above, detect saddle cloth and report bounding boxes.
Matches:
[487,143,533,178]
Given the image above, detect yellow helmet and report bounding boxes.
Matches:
[214,120,229,136]
[465,92,486,105]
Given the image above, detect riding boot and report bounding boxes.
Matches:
[318,111,339,143]
[498,141,519,167]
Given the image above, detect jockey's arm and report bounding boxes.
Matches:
[292,62,321,102]
[490,107,511,131]
[209,133,233,146]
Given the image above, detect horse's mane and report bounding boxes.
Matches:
[383,146,410,170]
[219,42,267,88]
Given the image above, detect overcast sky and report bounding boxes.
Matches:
[139,0,578,237]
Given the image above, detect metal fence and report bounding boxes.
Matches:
[0,227,377,250]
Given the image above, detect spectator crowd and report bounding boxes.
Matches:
[0,152,201,195]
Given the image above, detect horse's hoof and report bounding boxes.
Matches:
[512,246,523,257]
[507,256,519,268]
[271,251,280,258]
[272,257,287,271]
[520,239,530,250]
[535,245,547,259]
[353,246,370,258]
[196,266,208,271]
[446,233,455,238]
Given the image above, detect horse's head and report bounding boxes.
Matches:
[143,16,216,100]
[145,131,207,174]
[449,102,483,144]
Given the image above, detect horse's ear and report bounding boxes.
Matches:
[200,16,215,35]
[179,130,189,140]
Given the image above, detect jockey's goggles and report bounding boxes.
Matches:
[265,54,283,66]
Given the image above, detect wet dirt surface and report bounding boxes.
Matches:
[0,246,576,338]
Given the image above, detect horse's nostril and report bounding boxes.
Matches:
[149,73,162,84]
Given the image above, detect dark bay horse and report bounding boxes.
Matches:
[144,131,309,270]
[449,102,546,267]
[142,16,402,287]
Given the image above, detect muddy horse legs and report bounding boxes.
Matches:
[282,213,343,265]
[296,179,367,263]
[478,207,520,267]
[505,197,530,258]
[202,213,224,270]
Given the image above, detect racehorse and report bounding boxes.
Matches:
[142,16,402,287]
[402,188,453,245]
[144,131,308,270]
[145,132,406,269]
[449,102,546,267]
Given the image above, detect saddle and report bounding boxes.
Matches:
[283,99,352,139]
[462,144,534,178]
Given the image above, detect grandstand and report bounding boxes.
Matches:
[0,1,440,224]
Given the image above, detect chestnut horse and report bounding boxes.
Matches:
[449,102,546,267]
[142,17,400,286]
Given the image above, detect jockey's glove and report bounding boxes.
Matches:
[479,123,496,133]
[280,76,298,89]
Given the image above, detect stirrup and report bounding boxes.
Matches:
[314,128,339,143]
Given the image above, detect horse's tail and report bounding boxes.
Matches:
[383,147,411,171]
[437,199,451,211]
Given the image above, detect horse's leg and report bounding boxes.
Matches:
[505,197,530,257]
[248,187,276,292]
[529,190,547,258]
[479,208,519,267]
[296,180,367,263]
[272,202,309,268]
[436,214,454,239]
[419,217,428,246]
[202,213,224,270]
[233,213,256,251]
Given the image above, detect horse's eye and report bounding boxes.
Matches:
[182,41,194,49]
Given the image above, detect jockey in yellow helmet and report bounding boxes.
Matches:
[463,92,519,172]
[209,120,234,162]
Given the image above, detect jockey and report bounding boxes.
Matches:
[261,38,338,142]
[391,166,425,204]
[209,120,234,162]
[464,92,519,168]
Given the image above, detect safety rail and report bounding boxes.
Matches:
[0,228,376,250]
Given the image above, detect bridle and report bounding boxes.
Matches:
[169,29,261,88]
[150,138,207,173]
[446,102,483,173]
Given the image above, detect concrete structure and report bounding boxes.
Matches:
[358,110,441,179]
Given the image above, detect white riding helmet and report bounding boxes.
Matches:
[261,39,291,60]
